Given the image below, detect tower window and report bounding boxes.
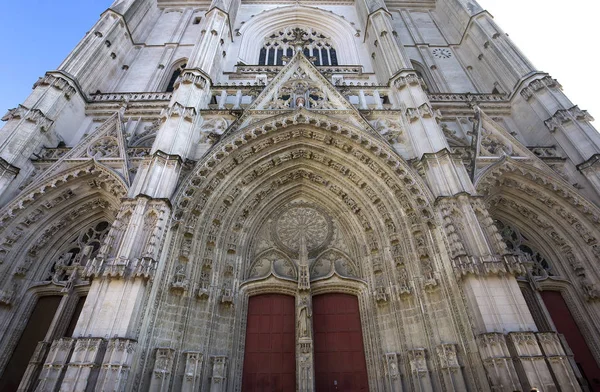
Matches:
[257,27,338,66]
[165,62,187,93]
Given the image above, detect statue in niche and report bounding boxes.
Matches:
[297,297,312,338]
[295,96,306,108]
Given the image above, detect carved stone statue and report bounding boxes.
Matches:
[298,298,312,338]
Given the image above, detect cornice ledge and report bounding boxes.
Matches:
[153,150,184,164]
[433,192,482,205]
[205,6,234,43]
[363,7,393,43]
[415,147,454,162]
[0,157,20,176]
[40,70,87,102]
[101,8,136,45]
[577,153,600,172]
[128,193,173,209]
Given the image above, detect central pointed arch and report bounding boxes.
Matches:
[237,5,361,65]
[161,110,446,391]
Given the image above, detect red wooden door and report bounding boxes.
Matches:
[313,293,369,392]
[541,291,600,391]
[242,294,296,392]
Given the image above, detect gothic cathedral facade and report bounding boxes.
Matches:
[1,0,600,390]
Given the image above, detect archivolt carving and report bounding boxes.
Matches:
[481,160,600,300]
[0,164,124,278]
[477,158,600,227]
[0,161,127,234]
[175,110,434,224]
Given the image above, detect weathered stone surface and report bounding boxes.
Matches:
[0,1,598,391]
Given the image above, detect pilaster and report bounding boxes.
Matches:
[60,338,106,392]
[437,194,535,334]
[366,9,411,81]
[149,348,176,391]
[470,13,536,87]
[384,353,403,392]
[95,338,137,391]
[78,197,169,339]
[58,9,132,92]
[182,352,203,392]
[209,356,228,392]
[477,333,521,391]
[506,332,557,391]
[392,73,448,159]
[577,154,600,199]
[436,344,467,391]
[536,333,580,391]
[31,339,74,392]
[407,349,433,392]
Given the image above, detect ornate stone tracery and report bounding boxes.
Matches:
[274,204,332,254]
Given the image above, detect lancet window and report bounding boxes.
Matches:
[165,61,187,92]
[495,219,553,277]
[258,27,338,66]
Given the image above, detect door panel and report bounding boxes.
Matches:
[313,293,369,392]
[541,291,600,391]
[242,294,296,392]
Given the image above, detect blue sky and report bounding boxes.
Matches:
[0,0,598,121]
[0,1,109,113]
